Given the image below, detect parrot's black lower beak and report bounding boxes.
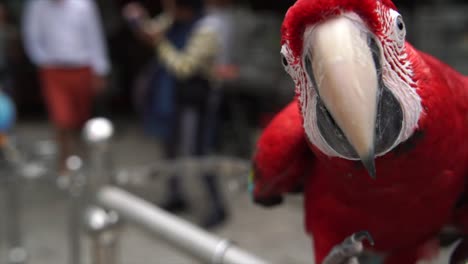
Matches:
[361,154,376,179]
[315,84,402,179]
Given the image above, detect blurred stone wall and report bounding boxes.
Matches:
[412,5,468,74]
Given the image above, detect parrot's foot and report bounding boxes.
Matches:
[322,231,375,264]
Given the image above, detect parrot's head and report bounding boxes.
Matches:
[281,0,422,178]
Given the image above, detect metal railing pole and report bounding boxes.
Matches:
[4,165,27,264]
[2,139,28,264]
[97,186,270,264]
[83,206,120,264]
[83,118,120,264]
[67,156,85,264]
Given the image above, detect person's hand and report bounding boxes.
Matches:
[123,3,165,46]
[141,22,166,45]
[92,75,107,95]
[122,2,148,28]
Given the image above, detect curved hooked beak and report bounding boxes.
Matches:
[308,16,378,178]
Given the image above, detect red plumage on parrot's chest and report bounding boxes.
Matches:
[305,146,466,254]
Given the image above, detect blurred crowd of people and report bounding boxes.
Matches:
[122,0,236,228]
[117,0,299,228]
[0,0,296,229]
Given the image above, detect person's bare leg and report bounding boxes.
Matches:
[56,128,72,176]
[56,127,84,189]
[57,128,82,176]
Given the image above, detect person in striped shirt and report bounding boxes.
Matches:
[123,0,229,228]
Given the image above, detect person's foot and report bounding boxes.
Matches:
[159,196,188,213]
[199,208,228,230]
[159,176,188,213]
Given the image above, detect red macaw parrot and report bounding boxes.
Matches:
[250,0,468,263]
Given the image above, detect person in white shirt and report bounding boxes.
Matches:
[22,0,110,183]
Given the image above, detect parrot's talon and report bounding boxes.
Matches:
[323,231,374,264]
[351,231,374,246]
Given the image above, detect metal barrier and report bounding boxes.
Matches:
[68,153,121,264]
[97,186,268,264]
[83,118,121,264]
[74,117,268,264]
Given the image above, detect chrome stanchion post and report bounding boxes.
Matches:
[0,93,24,263]
[83,207,120,264]
[1,138,28,264]
[84,118,114,195]
[5,168,27,264]
[67,156,85,264]
[83,118,121,264]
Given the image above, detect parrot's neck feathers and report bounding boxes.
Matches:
[281,43,329,157]
[380,43,422,144]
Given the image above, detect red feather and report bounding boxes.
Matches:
[252,100,312,202]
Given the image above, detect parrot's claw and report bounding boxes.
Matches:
[349,231,375,246]
[322,231,374,264]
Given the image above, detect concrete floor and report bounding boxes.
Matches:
[0,120,457,264]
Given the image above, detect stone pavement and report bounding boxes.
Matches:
[0,120,456,264]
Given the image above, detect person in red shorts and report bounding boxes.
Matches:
[22,0,110,186]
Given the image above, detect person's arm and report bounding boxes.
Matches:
[22,1,47,65]
[155,27,218,79]
[84,0,110,76]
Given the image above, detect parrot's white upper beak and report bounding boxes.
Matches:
[306,16,379,177]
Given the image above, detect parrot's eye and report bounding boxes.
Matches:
[282,55,289,67]
[392,12,406,46]
[396,16,404,31]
